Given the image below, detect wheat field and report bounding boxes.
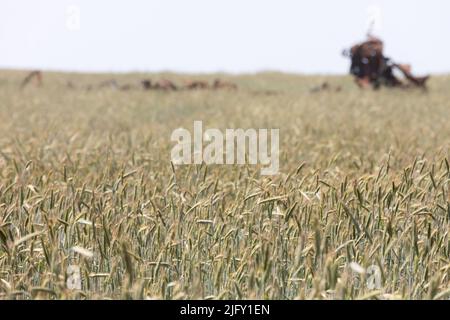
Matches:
[0,70,449,299]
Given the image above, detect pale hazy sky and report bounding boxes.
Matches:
[1,0,449,74]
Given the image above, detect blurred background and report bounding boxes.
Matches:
[1,0,449,75]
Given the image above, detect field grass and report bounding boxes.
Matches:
[0,70,449,299]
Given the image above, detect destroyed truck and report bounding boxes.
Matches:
[343,36,429,89]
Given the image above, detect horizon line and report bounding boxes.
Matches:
[1,66,447,77]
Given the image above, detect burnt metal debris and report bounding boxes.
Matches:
[344,36,429,89]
